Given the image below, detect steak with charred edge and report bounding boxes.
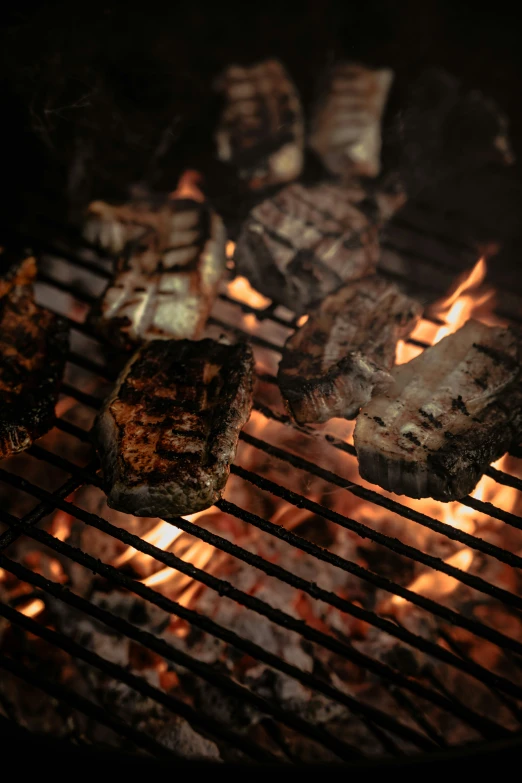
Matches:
[234,182,381,314]
[94,339,254,517]
[215,59,304,190]
[89,198,227,351]
[278,276,422,424]
[354,319,522,501]
[0,256,69,459]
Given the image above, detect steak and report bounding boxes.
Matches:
[309,63,394,179]
[278,276,421,424]
[354,319,522,501]
[83,192,170,255]
[215,59,304,190]
[234,182,381,313]
[94,339,255,517]
[90,197,227,350]
[0,256,69,458]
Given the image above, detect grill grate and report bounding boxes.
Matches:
[1,232,522,763]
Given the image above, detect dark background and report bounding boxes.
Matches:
[1,1,522,236]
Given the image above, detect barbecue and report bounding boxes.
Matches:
[215,59,304,190]
[0,255,69,459]
[355,319,522,501]
[2,17,522,769]
[278,276,422,424]
[94,338,255,517]
[309,63,394,179]
[234,181,381,313]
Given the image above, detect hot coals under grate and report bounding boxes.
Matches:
[1,231,522,764]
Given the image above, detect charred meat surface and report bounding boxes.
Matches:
[215,59,304,189]
[354,320,522,501]
[278,276,421,424]
[90,197,227,350]
[234,182,380,313]
[309,63,394,179]
[83,192,171,255]
[94,339,255,517]
[0,256,69,459]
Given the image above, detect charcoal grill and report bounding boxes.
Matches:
[1,212,522,766]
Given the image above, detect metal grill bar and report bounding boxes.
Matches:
[0,551,365,761]
[0,601,275,762]
[238,431,522,576]
[0,447,518,741]
[23,437,522,650]
[0,502,438,751]
[0,651,177,760]
[1,231,521,758]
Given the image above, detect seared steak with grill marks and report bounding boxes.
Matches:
[0,256,69,459]
[90,197,227,351]
[278,276,421,424]
[83,192,171,255]
[94,339,255,517]
[215,59,304,190]
[354,320,522,501]
[234,182,381,314]
[309,63,394,179]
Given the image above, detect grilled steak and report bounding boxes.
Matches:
[354,319,522,501]
[90,197,227,350]
[94,339,255,517]
[215,59,304,190]
[83,193,170,255]
[309,63,394,179]
[278,276,421,424]
[234,182,381,313]
[0,256,69,458]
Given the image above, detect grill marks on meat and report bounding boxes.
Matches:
[278,277,421,424]
[0,257,69,458]
[90,198,227,350]
[94,339,254,517]
[234,182,380,313]
[309,63,394,179]
[215,59,304,189]
[83,193,172,255]
[354,320,522,501]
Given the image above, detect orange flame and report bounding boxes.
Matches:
[20,598,45,618]
[227,276,272,309]
[392,548,474,607]
[397,257,497,364]
[169,170,205,202]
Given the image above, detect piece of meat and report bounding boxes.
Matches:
[234,182,381,313]
[278,276,421,424]
[309,63,394,179]
[90,197,227,350]
[0,256,69,458]
[215,59,304,190]
[94,338,255,517]
[354,319,522,501]
[83,193,170,255]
